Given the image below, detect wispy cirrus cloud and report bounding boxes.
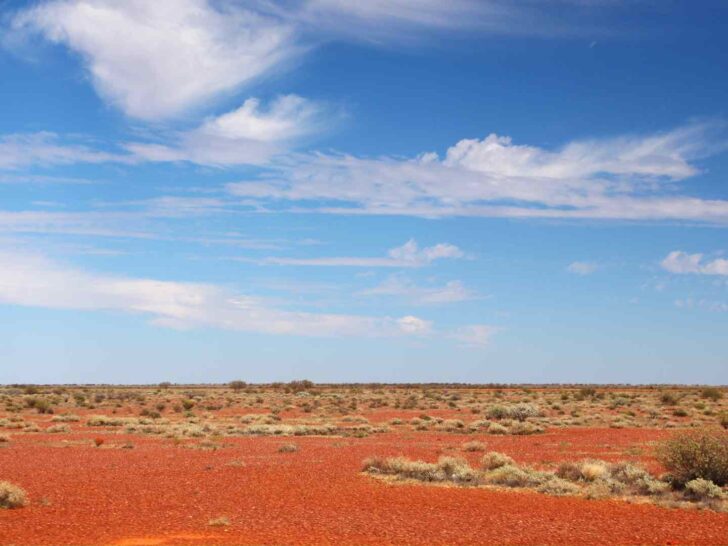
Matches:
[0,247,433,338]
[0,132,125,170]
[227,122,728,223]
[449,324,497,347]
[258,239,464,267]
[661,251,728,276]
[567,261,598,275]
[359,274,476,304]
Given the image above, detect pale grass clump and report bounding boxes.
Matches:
[47,424,70,434]
[462,440,486,452]
[481,451,514,471]
[486,423,508,435]
[208,516,231,527]
[537,477,581,496]
[362,456,479,484]
[0,481,28,509]
[0,434,10,443]
[278,443,298,453]
[51,414,80,422]
[87,415,129,427]
[580,461,609,482]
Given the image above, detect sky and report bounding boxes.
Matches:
[0,0,727,385]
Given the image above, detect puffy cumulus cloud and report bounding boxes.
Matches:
[396,315,432,334]
[126,95,325,166]
[567,261,598,275]
[661,251,728,276]
[13,0,297,120]
[259,239,465,267]
[0,96,325,170]
[0,248,433,338]
[226,123,728,223]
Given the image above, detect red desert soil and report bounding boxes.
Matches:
[1,428,727,546]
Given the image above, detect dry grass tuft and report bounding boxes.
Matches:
[278,443,299,453]
[0,481,28,509]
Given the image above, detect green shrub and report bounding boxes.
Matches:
[684,478,724,500]
[701,388,723,402]
[657,429,728,486]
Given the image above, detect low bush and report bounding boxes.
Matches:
[278,443,298,453]
[657,429,728,486]
[701,388,723,402]
[481,451,515,470]
[684,478,724,501]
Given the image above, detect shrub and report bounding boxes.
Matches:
[278,443,298,453]
[51,414,80,422]
[486,405,509,420]
[0,434,10,443]
[657,429,728,486]
[487,423,508,435]
[719,412,728,430]
[537,477,580,496]
[701,388,723,402]
[363,456,479,484]
[47,424,70,433]
[485,465,546,488]
[556,461,583,482]
[508,421,544,435]
[486,403,540,422]
[229,380,247,391]
[0,481,28,509]
[580,461,608,482]
[684,478,725,501]
[481,451,514,471]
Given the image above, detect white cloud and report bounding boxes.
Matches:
[0,248,434,338]
[449,324,496,347]
[126,95,324,166]
[396,315,433,334]
[260,239,464,267]
[567,261,598,275]
[0,132,123,170]
[675,298,728,313]
[661,251,728,276]
[14,0,296,120]
[360,275,475,304]
[226,123,728,223]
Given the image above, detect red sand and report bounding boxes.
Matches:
[1,428,727,545]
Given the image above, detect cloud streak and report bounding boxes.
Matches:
[0,248,435,338]
[259,239,465,267]
[227,123,728,224]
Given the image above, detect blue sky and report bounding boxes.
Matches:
[1,0,727,384]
